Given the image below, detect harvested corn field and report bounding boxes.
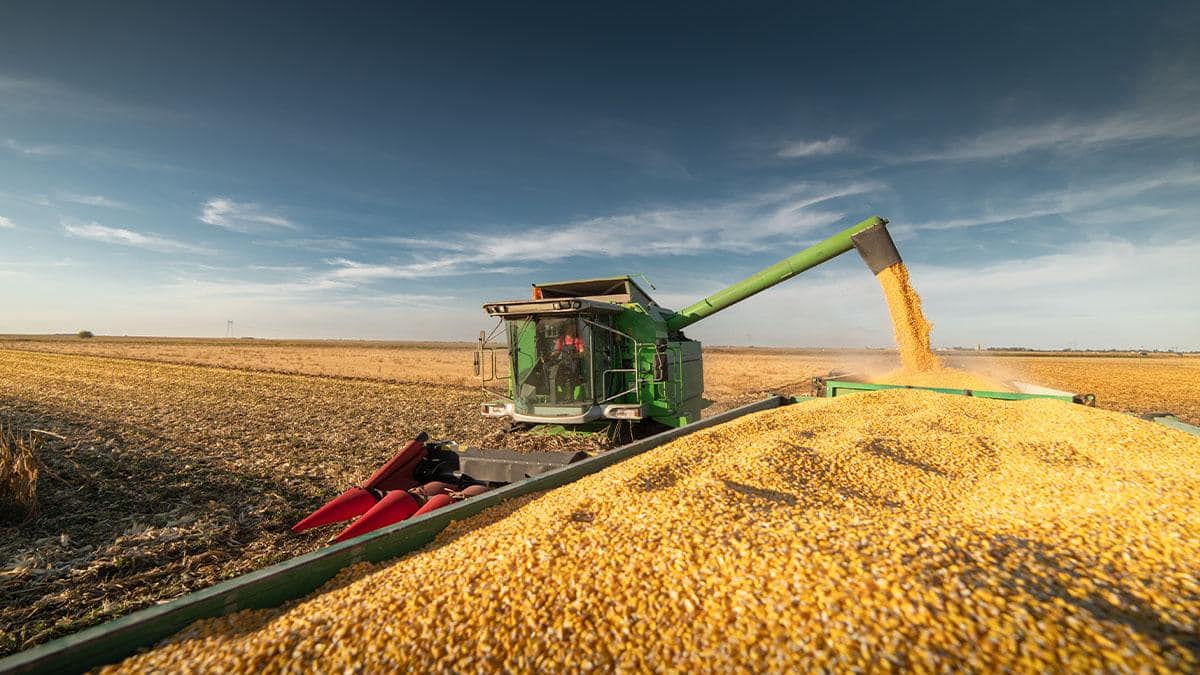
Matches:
[7,336,1195,420]
[0,348,599,656]
[1005,355,1200,425]
[103,389,1200,672]
[0,336,486,387]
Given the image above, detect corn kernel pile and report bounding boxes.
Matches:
[104,389,1200,672]
[874,262,1012,391]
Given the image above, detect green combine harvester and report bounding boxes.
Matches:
[475,215,903,431]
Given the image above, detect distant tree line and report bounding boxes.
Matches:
[946,345,1192,354]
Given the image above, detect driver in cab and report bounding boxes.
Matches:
[553,322,584,359]
[550,323,585,402]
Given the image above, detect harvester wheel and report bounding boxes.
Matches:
[503,420,532,434]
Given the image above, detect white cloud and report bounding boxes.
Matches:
[323,257,523,281]
[166,276,350,299]
[777,136,850,159]
[367,235,468,251]
[333,292,446,307]
[200,198,298,233]
[0,215,14,229]
[502,182,873,260]
[1062,204,1178,227]
[0,74,170,121]
[898,167,1200,232]
[2,136,174,171]
[905,205,1063,232]
[0,79,179,171]
[895,57,1200,165]
[63,222,214,255]
[325,258,459,280]
[2,138,62,157]
[249,264,310,273]
[480,181,879,262]
[0,191,53,207]
[904,99,1200,164]
[61,193,126,208]
[162,271,446,308]
[254,236,360,253]
[317,181,884,284]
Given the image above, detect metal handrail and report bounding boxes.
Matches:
[477,317,513,401]
[598,367,640,403]
[583,317,643,406]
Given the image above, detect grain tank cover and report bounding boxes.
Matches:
[533,276,658,307]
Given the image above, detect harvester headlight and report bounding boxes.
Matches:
[606,405,643,419]
[481,402,509,417]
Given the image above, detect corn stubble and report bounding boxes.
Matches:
[105,389,1200,672]
[0,423,38,522]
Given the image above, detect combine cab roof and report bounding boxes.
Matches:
[533,276,658,307]
[483,296,625,318]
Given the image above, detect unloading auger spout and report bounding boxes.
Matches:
[664,216,901,332]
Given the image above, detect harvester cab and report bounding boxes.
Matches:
[475,216,903,431]
[476,275,701,428]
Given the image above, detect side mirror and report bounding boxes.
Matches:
[473,351,481,377]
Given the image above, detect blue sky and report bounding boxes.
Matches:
[1,2,1197,349]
